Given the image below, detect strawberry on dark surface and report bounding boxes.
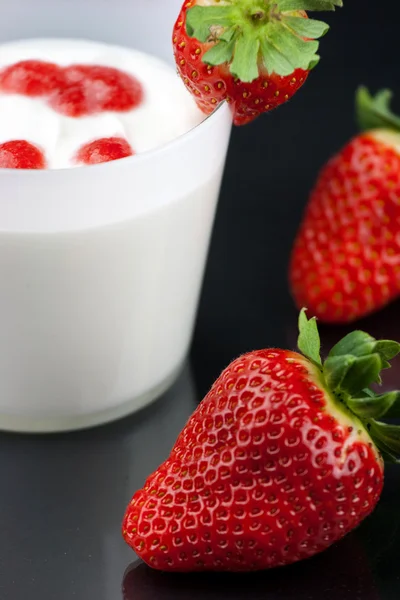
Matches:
[290,88,400,323]
[122,310,400,572]
[173,0,343,125]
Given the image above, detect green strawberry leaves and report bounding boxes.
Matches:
[185,0,343,83]
[230,36,260,82]
[356,87,400,133]
[296,307,400,463]
[324,355,354,390]
[329,331,376,358]
[283,16,330,39]
[279,0,342,9]
[324,331,400,397]
[369,421,400,456]
[266,21,321,73]
[186,6,234,41]
[332,354,383,395]
[347,392,400,420]
[328,331,400,372]
[203,38,236,66]
[297,308,322,366]
[324,354,383,396]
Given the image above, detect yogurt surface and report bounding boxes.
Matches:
[0,38,205,169]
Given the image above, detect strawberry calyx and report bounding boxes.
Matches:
[185,0,343,83]
[356,87,400,133]
[298,309,400,463]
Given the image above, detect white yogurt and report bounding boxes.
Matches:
[0,38,205,168]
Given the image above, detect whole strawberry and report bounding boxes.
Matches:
[122,309,400,572]
[290,87,400,323]
[173,0,343,126]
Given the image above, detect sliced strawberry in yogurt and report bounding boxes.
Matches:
[50,65,144,117]
[0,60,65,97]
[0,140,46,169]
[0,38,204,170]
[75,136,134,165]
[49,83,88,118]
[0,60,143,118]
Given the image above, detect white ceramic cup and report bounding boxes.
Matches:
[0,0,232,432]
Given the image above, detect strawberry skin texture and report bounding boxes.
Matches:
[172,2,309,126]
[123,350,383,572]
[290,131,400,323]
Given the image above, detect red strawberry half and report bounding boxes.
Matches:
[122,309,400,572]
[290,87,400,323]
[173,0,343,126]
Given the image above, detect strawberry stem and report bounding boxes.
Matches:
[297,309,400,463]
[185,0,343,82]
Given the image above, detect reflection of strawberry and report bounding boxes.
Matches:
[290,88,400,324]
[122,533,381,600]
[173,0,343,125]
[123,309,400,572]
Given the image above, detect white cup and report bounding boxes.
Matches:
[0,0,232,432]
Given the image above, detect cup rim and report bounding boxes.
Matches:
[0,100,230,177]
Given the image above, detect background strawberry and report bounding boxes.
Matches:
[290,87,400,323]
[173,0,343,126]
[123,310,400,572]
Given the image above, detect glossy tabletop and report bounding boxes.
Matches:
[1,2,400,599]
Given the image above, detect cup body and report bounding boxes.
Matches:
[0,1,232,432]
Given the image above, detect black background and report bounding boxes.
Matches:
[2,2,400,600]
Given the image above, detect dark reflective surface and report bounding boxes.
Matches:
[1,1,400,599]
[122,536,381,600]
[0,365,198,600]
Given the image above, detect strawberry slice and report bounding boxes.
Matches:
[50,65,144,117]
[75,137,134,165]
[0,140,46,169]
[0,60,65,96]
[0,60,144,118]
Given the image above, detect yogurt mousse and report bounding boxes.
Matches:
[0,38,205,168]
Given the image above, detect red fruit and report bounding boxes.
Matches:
[49,64,144,117]
[173,0,343,126]
[49,83,89,118]
[77,65,143,113]
[0,60,144,118]
[122,309,400,572]
[0,140,46,169]
[290,87,400,323]
[76,137,134,165]
[0,60,65,96]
